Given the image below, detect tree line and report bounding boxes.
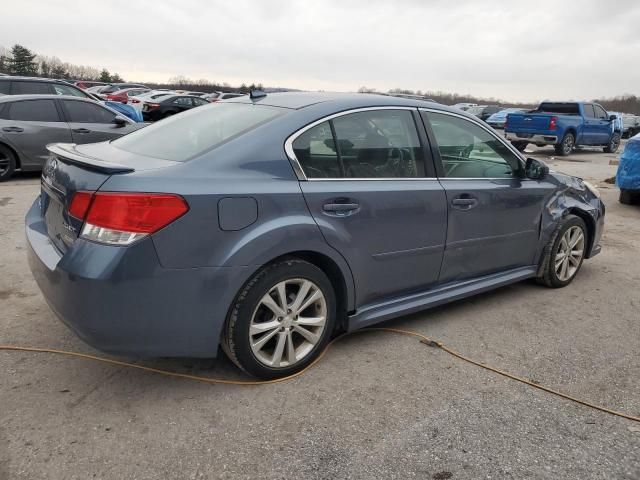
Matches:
[0,44,124,83]
[1,43,638,114]
[360,87,640,115]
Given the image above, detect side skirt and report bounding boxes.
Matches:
[347,266,537,331]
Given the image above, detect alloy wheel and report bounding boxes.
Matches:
[249,278,327,368]
[555,226,585,281]
[0,155,9,176]
[562,135,574,155]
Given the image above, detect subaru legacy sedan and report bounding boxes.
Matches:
[26,92,605,379]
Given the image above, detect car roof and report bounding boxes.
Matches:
[0,76,72,84]
[226,91,462,114]
[0,94,96,103]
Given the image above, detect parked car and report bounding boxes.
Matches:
[486,108,527,129]
[102,100,144,123]
[467,105,503,122]
[0,76,94,99]
[182,91,207,97]
[97,83,148,99]
[203,92,246,102]
[86,85,109,95]
[74,81,107,90]
[506,102,622,155]
[0,95,143,180]
[616,133,640,204]
[128,91,175,112]
[451,103,477,111]
[24,92,605,378]
[620,113,640,139]
[105,87,150,104]
[141,94,209,121]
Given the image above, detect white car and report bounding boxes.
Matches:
[452,102,478,111]
[128,91,176,112]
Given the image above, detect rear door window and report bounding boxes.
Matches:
[0,82,9,94]
[582,104,596,118]
[63,100,116,123]
[292,121,341,178]
[332,110,424,178]
[11,81,52,95]
[52,84,88,98]
[9,99,60,122]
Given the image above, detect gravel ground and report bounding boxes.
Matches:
[0,143,638,480]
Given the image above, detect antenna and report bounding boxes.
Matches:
[249,89,267,101]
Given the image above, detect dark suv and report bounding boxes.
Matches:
[0,77,93,99]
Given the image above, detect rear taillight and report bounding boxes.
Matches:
[131,99,140,104]
[69,191,188,246]
[549,116,558,131]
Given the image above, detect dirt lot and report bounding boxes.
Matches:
[0,143,639,480]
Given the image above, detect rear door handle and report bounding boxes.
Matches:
[2,126,24,133]
[322,202,360,216]
[72,128,91,134]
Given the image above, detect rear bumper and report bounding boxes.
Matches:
[25,198,248,358]
[506,132,558,145]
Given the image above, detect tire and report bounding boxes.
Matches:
[511,141,528,152]
[554,133,575,156]
[604,133,621,153]
[221,258,337,379]
[0,144,16,182]
[619,189,635,205]
[537,214,588,288]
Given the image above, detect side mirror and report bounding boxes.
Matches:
[609,114,618,121]
[113,116,128,127]
[525,158,549,180]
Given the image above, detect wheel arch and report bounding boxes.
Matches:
[0,141,21,169]
[565,207,595,256]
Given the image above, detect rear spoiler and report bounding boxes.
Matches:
[46,143,135,174]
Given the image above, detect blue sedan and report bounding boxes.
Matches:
[26,92,605,378]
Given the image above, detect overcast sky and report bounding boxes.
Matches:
[3,0,640,102]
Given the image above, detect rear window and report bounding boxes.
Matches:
[536,103,580,115]
[112,102,284,161]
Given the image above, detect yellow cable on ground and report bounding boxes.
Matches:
[1,327,638,423]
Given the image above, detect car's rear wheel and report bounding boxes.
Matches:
[604,133,621,153]
[0,144,16,182]
[555,133,575,156]
[619,189,636,205]
[538,215,587,288]
[222,258,336,379]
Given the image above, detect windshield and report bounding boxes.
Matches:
[112,102,285,161]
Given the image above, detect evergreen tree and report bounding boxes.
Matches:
[40,60,51,78]
[50,64,68,79]
[110,72,123,82]
[99,69,111,82]
[7,44,38,76]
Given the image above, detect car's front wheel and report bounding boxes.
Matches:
[538,214,588,288]
[604,133,621,153]
[222,258,336,379]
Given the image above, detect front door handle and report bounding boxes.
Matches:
[451,196,478,210]
[323,202,360,216]
[72,128,91,134]
[2,126,24,133]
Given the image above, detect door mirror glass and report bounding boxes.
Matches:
[525,158,549,180]
[609,114,617,121]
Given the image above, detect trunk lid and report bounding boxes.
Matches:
[41,142,179,253]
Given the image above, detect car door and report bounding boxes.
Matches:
[290,108,447,308]
[171,97,194,113]
[593,104,613,143]
[60,99,136,144]
[581,104,600,145]
[0,98,71,169]
[421,109,557,283]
